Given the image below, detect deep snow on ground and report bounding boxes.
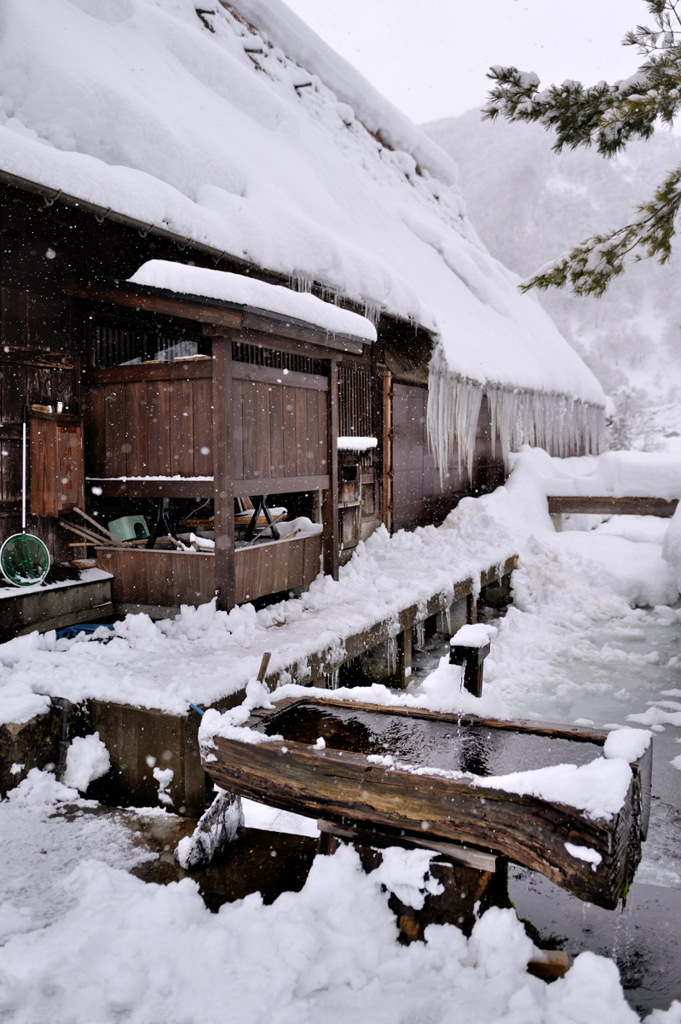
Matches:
[2,449,681,1021]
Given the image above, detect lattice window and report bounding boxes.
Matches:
[338,365,372,437]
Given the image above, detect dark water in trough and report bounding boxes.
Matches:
[260,702,604,777]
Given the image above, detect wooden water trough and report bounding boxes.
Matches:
[203,697,652,910]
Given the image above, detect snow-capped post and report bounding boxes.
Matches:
[210,332,236,611]
[321,356,340,581]
[449,624,493,697]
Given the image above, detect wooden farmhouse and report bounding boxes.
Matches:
[0,0,606,620]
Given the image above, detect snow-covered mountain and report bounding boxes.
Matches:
[424,109,681,448]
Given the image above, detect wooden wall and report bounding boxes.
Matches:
[96,534,322,608]
[84,361,213,479]
[232,363,328,494]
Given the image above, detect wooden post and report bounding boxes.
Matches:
[212,337,235,611]
[466,592,477,624]
[381,368,392,534]
[322,357,340,581]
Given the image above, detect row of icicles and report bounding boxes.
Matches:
[426,353,607,483]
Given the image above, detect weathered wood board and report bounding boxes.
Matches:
[547,495,678,517]
[203,697,651,909]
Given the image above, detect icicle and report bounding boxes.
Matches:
[386,637,397,676]
[428,346,607,480]
[427,346,482,484]
[487,387,606,470]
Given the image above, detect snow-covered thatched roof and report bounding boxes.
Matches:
[0,0,606,457]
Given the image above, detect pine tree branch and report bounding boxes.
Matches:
[482,0,681,295]
[519,164,681,297]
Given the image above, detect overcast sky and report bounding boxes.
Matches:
[285,0,648,124]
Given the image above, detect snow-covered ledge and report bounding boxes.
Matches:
[128,261,377,342]
[337,437,378,452]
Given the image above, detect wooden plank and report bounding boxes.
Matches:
[322,358,339,581]
[232,535,321,603]
[212,338,235,611]
[282,386,297,478]
[147,381,172,476]
[192,377,213,477]
[169,377,194,477]
[273,537,292,592]
[84,386,105,477]
[65,279,243,330]
[269,381,285,477]
[125,382,149,476]
[104,385,127,478]
[302,534,322,585]
[0,346,74,370]
[241,380,258,482]
[232,363,328,391]
[547,495,679,517]
[84,477,213,499]
[382,369,392,533]
[241,310,366,354]
[207,325,347,361]
[95,548,215,607]
[234,543,248,603]
[231,377,244,482]
[294,387,308,477]
[317,388,328,476]
[254,382,271,484]
[83,361,212,385]
[233,475,329,497]
[305,387,319,476]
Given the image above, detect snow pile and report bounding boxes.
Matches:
[477,757,633,822]
[0,844,653,1024]
[662,505,681,589]
[128,261,376,340]
[7,768,81,808]
[0,0,603,433]
[62,733,111,793]
[512,448,681,501]
[0,509,516,724]
[451,623,496,648]
[603,728,652,763]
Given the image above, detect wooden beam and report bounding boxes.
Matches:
[322,357,340,581]
[232,362,328,390]
[212,338,235,611]
[233,475,329,498]
[85,478,213,499]
[65,278,244,329]
[547,495,679,517]
[204,325,359,360]
[83,360,212,386]
[240,311,366,355]
[382,368,393,534]
[65,279,370,351]
[0,347,75,370]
